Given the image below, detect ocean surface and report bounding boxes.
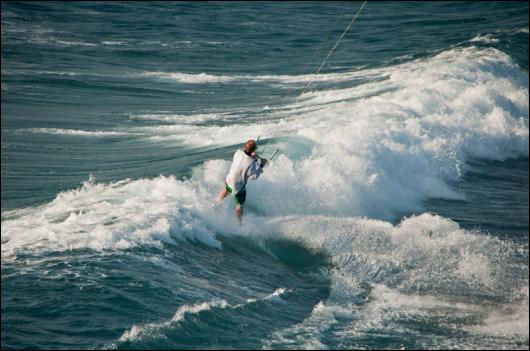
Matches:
[1,1,529,349]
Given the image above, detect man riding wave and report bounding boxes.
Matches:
[218,139,267,223]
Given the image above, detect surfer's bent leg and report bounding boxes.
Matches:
[235,205,243,223]
[234,188,246,223]
[218,183,231,202]
[218,188,228,202]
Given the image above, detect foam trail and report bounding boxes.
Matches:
[128,112,234,125]
[141,67,384,85]
[470,33,500,44]
[118,300,230,342]
[23,128,141,137]
[117,287,291,344]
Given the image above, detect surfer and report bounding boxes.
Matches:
[218,139,267,223]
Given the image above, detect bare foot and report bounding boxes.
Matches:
[235,206,243,224]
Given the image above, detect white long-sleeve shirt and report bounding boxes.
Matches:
[225,149,263,194]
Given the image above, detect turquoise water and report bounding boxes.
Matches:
[1,1,529,349]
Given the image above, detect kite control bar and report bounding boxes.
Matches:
[269,148,279,160]
[255,136,279,164]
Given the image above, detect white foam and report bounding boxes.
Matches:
[172,300,229,322]
[26,36,98,47]
[355,285,529,343]
[470,33,500,44]
[1,175,229,258]
[101,40,128,46]
[118,299,229,342]
[53,39,98,47]
[471,285,529,337]
[142,67,385,85]
[23,128,140,137]
[117,287,290,344]
[128,112,234,125]
[342,284,481,343]
[141,122,294,148]
[2,69,106,77]
[266,214,528,346]
[265,287,291,301]
[263,301,355,349]
[369,284,479,311]
[472,305,529,336]
[142,71,239,84]
[272,213,511,292]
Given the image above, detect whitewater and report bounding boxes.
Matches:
[1,2,528,350]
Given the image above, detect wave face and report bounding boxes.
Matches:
[1,1,529,350]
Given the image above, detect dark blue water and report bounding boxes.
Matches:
[1,2,528,349]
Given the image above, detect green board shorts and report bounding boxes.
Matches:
[225,184,246,207]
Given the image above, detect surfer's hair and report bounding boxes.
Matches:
[244,140,257,153]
